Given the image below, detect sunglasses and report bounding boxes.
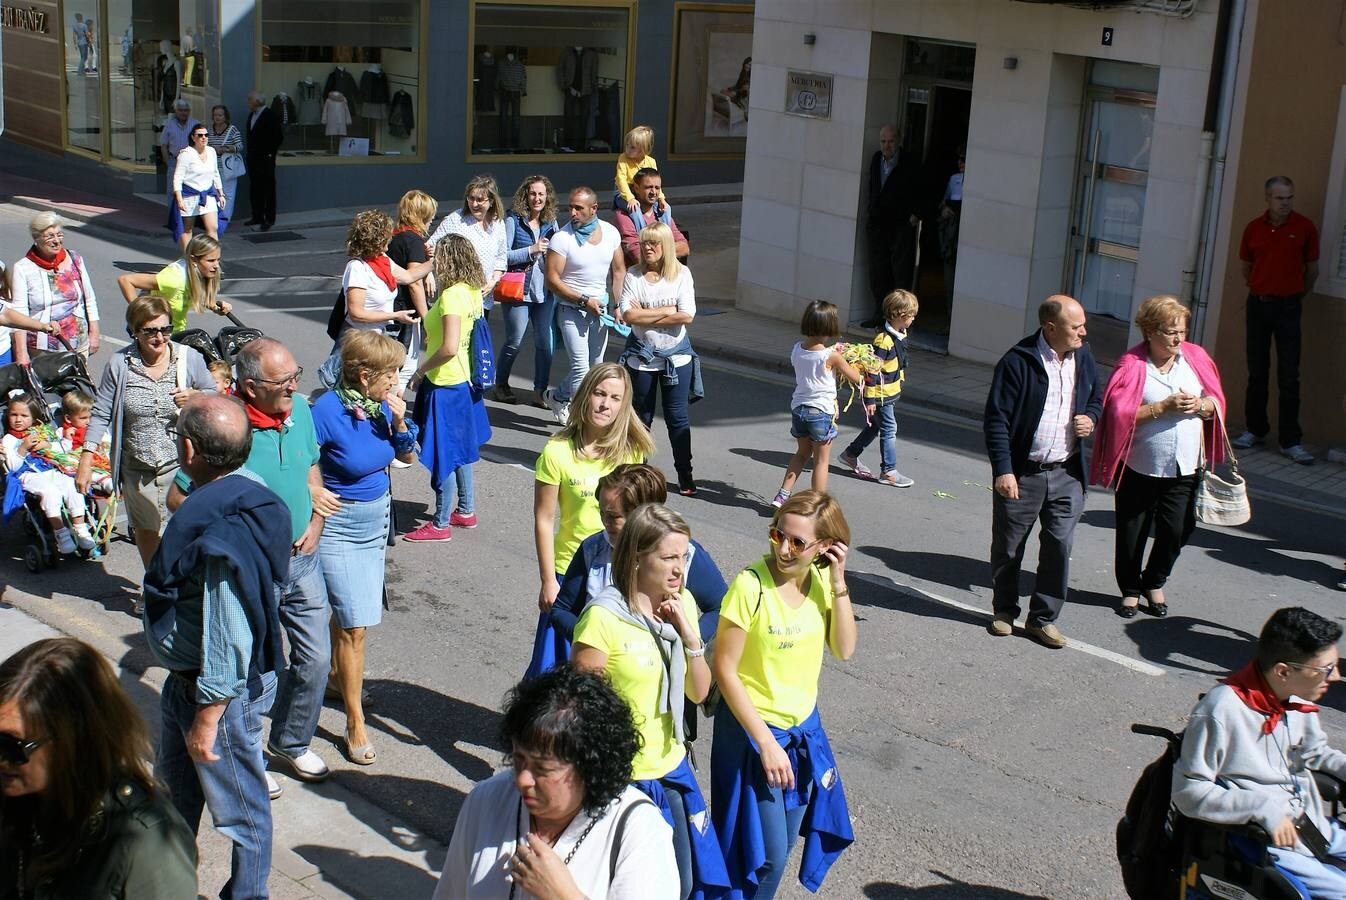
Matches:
[191,132,209,139]
[138,325,174,337]
[768,526,822,554]
[0,733,45,766]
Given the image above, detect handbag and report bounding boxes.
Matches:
[492,270,526,304]
[220,151,246,179]
[468,312,496,394]
[1194,403,1250,527]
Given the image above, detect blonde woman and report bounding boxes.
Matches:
[405,235,492,543]
[116,233,231,334]
[526,362,654,676]
[619,221,699,496]
[428,175,508,312]
[572,503,729,899]
[387,189,438,387]
[10,212,102,360]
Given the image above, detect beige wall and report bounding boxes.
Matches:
[1,0,63,151]
[738,0,1219,363]
[1211,0,1346,447]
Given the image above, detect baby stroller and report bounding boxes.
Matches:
[171,311,263,366]
[0,337,110,572]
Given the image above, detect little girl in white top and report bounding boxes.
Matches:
[773,300,863,507]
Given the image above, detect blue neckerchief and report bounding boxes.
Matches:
[570,215,599,242]
[169,185,216,242]
[711,706,854,895]
[634,756,732,898]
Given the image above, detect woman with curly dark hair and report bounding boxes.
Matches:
[435,665,677,899]
[496,175,560,406]
[0,637,197,897]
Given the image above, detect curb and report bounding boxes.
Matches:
[7,194,165,239]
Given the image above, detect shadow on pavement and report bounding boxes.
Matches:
[486,405,556,439]
[294,843,442,897]
[0,531,140,610]
[864,873,1050,898]
[679,478,772,517]
[362,678,502,782]
[1123,615,1254,676]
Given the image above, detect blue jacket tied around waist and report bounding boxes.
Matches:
[711,707,853,895]
[142,473,291,694]
[634,755,731,899]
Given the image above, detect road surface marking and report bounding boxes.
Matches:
[850,570,1166,677]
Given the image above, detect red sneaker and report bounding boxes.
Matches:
[404,522,452,543]
[449,512,478,528]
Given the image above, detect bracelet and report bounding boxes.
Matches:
[1149,404,1159,420]
[684,645,706,658]
[834,587,850,599]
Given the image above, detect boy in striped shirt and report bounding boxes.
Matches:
[838,289,917,487]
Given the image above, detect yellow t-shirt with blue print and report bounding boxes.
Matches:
[719,557,834,728]
[423,282,480,387]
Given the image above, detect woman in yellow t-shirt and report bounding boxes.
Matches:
[406,235,492,543]
[572,503,726,899]
[526,362,653,677]
[115,233,231,333]
[710,490,857,898]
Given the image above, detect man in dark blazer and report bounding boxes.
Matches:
[983,295,1102,650]
[245,90,283,230]
[863,124,919,327]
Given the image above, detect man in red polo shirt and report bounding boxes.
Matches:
[1231,175,1319,464]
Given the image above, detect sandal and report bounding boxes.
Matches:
[343,735,377,766]
[838,452,875,480]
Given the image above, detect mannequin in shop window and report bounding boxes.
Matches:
[156,39,183,114]
[297,76,321,128]
[323,91,352,152]
[497,48,526,150]
[475,48,496,113]
[324,66,359,122]
[555,45,597,151]
[359,64,389,151]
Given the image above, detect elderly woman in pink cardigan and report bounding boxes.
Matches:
[1090,294,1227,620]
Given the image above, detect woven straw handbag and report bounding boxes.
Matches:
[1195,404,1250,527]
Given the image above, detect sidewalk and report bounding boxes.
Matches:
[4,158,1342,513]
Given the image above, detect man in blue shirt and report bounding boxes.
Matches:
[144,395,291,899]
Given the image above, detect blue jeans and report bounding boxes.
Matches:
[665,785,693,899]
[498,296,557,394]
[790,404,837,444]
[433,463,475,526]
[629,362,693,479]
[158,671,276,900]
[843,398,899,474]
[267,550,332,758]
[1268,818,1346,898]
[712,703,807,898]
[554,303,608,403]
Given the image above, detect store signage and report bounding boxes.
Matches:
[1,5,49,33]
[339,137,370,157]
[785,70,833,120]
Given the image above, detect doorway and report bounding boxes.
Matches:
[898,39,973,350]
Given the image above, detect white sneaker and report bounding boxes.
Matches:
[390,458,413,469]
[1281,444,1315,465]
[266,772,283,800]
[1230,430,1262,450]
[543,389,570,425]
[72,526,96,551]
[267,745,331,783]
[55,528,76,555]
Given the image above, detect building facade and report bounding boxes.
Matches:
[737,0,1344,445]
[1,0,750,211]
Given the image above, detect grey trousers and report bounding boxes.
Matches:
[990,465,1085,626]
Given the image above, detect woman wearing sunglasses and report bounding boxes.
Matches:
[710,490,856,898]
[0,637,198,897]
[76,297,216,610]
[116,232,231,335]
[169,123,226,252]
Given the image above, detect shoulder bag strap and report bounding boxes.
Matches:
[1210,398,1239,478]
[176,347,188,391]
[609,797,656,879]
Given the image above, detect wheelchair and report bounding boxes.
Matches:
[1129,723,1346,900]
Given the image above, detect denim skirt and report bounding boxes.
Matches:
[319,491,391,628]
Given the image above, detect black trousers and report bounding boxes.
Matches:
[1113,467,1198,597]
[866,223,917,310]
[1244,293,1302,447]
[247,152,277,226]
[990,464,1085,627]
[563,92,588,150]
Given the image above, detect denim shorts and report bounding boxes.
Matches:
[790,404,837,444]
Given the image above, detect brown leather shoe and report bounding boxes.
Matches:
[1026,622,1066,649]
[987,612,1014,637]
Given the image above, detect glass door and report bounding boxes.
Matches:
[1068,85,1156,320]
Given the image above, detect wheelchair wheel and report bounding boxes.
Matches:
[23,544,43,573]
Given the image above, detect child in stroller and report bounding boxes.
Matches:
[57,390,112,495]
[3,392,96,554]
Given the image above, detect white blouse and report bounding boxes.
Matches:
[619,267,696,371]
[1127,352,1206,478]
[173,145,223,195]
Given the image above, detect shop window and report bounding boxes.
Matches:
[469,2,633,157]
[259,0,424,161]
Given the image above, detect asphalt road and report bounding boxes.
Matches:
[3,204,1345,899]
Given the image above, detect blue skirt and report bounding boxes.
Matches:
[414,380,491,489]
[319,492,391,629]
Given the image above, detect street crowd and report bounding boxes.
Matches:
[1,108,1346,900]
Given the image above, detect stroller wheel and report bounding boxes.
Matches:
[23,544,43,573]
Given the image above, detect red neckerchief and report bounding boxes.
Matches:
[391,226,423,238]
[25,245,67,271]
[63,422,87,447]
[6,428,28,440]
[363,254,397,292]
[1221,661,1320,734]
[244,402,287,432]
